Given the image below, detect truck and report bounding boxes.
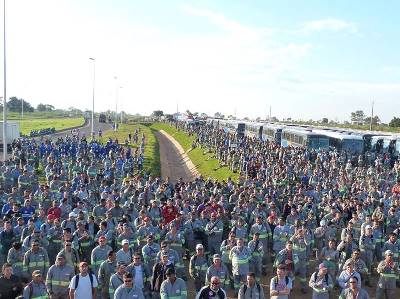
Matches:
[0,121,20,149]
[99,113,106,123]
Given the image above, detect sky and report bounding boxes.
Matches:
[0,0,399,122]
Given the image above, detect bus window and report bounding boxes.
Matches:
[318,138,330,150]
[382,139,391,153]
[308,137,320,149]
[342,140,364,154]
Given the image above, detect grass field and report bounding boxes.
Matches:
[103,123,161,177]
[150,123,239,182]
[17,117,85,135]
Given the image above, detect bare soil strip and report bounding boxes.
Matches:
[154,130,199,182]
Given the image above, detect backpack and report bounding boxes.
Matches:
[242,282,261,294]
[74,272,95,289]
[28,282,46,299]
[273,275,289,288]
[313,272,329,285]
[28,282,34,299]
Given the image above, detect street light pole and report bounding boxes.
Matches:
[2,0,7,161]
[114,76,118,131]
[89,58,95,138]
[119,86,123,124]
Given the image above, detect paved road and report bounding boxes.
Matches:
[0,118,114,160]
[45,118,113,139]
[154,130,196,182]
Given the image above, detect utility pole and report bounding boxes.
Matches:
[369,100,374,131]
[114,76,118,131]
[89,57,95,138]
[3,0,7,161]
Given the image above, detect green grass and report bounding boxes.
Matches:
[151,123,239,182]
[103,123,161,177]
[17,117,85,135]
[7,110,77,119]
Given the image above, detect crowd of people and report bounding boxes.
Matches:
[0,121,400,299]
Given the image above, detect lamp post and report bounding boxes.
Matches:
[89,58,95,138]
[114,76,118,131]
[119,86,123,124]
[2,0,7,161]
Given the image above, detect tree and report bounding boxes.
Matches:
[152,110,164,117]
[350,110,365,125]
[37,103,55,112]
[389,117,400,128]
[364,115,381,126]
[214,112,224,119]
[321,118,329,124]
[7,97,34,112]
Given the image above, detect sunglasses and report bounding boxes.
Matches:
[134,257,141,260]
[124,280,132,283]
[66,244,72,246]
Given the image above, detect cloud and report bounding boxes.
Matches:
[303,18,358,34]
[180,4,261,41]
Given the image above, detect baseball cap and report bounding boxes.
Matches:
[69,212,77,218]
[196,244,204,250]
[165,268,175,275]
[213,254,221,260]
[56,253,66,259]
[122,239,129,245]
[99,236,106,241]
[385,250,393,256]
[319,263,327,270]
[365,225,372,230]
[32,270,42,277]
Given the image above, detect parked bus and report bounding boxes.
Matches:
[261,123,283,144]
[281,128,329,150]
[313,130,364,154]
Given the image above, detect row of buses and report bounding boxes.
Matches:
[205,118,400,157]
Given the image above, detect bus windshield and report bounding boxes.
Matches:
[308,137,329,150]
[237,124,245,133]
[318,138,329,150]
[342,139,364,154]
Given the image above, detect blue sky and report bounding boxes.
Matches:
[1,0,399,122]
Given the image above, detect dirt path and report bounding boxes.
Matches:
[154,130,199,182]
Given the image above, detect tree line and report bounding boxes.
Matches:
[0,97,55,112]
